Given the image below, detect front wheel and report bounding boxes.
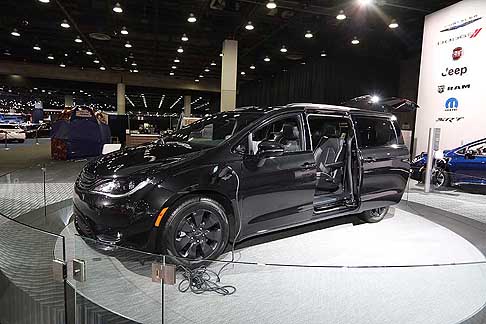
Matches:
[160,196,230,267]
[358,206,389,223]
[431,167,449,189]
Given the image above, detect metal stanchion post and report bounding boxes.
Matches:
[3,131,9,151]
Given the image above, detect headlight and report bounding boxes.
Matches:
[92,178,151,197]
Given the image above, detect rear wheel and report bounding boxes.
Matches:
[358,206,389,223]
[160,196,229,267]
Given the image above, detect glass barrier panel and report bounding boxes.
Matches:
[72,234,163,324]
[0,213,67,324]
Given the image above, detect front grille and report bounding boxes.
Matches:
[76,168,97,191]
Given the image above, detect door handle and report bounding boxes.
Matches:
[363,157,376,163]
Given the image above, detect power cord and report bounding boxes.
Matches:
[176,165,241,296]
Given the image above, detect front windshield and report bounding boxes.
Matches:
[165,112,262,147]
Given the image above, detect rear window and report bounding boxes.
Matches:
[354,116,401,148]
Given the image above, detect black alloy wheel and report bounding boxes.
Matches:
[431,168,449,189]
[358,206,389,223]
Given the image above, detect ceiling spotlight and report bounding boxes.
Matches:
[38,0,50,3]
[304,30,313,38]
[74,36,83,43]
[280,45,287,53]
[351,36,360,45]
[171,65,177,69]
[177,46,184,53]
[210,61,216,66]
[336,10,347,20]
[64,53,68,56]
[264,56,270,62]
[219,53,223,57]
[199,74,204,78]
[60,19,70,28]
[245,21,254,31]
[320,51,327,57]
[3,49,11,56]
[187,13,197,23]
[240,71,246,75]
[99,66,106,70]
[121,26,128,35]
[11,29,20,37]
[47,54,54,60]
[133,69,139,73]
[59,63,66,68]
[169,72,175,76]
[389,19,399,29]
[359,0,373,5]
[174,58,180,63]
[204,68,210,72]
[33,44,41,51]
[195,79,200,82]
[125,41,132,48]
[131,62,137,66]
[250,65,256,70]
[181,33,189,42]
[266,0,277,9]
[93,58,100,64]
[113,2,123,13]
[371,95,380,103]
[86,50,93,55]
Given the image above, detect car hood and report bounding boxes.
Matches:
[86,141,210,177]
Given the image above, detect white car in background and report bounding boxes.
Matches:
[0,124,26,143]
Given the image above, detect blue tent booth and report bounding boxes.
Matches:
[51,106,111,160]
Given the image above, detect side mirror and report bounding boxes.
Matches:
[465,150,476,159]
[257,141,284,158]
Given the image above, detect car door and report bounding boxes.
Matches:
[237,112,317,237]
[353,114,410,208]
[450,141,486,183]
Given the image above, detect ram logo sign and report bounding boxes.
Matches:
[445,97,459,110]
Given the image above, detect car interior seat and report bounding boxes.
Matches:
[314,126,346,192]
[272,123,301,152]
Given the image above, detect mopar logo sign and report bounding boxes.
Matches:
[445,97,459,110]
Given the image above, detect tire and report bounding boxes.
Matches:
[431,167,449,190]
[358,206,389,223]
[160,196,230,268]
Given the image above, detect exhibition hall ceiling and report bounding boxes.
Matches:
[1,0,460,81]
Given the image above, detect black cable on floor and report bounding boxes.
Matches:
[177,265,236,295]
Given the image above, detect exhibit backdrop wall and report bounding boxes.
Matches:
[415,0,486,154]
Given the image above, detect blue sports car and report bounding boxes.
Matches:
[410,138,486,188]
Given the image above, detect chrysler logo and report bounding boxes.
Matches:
[437,84,471,93]
[452,47,463,60]
[440,16,482,32]
[437,28,482,45]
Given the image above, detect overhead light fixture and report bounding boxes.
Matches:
[121,26,128,35]
[74,36,83,43]
[219,53,223,57]
[11,29,20,37]
[195,79,200,82]
[240,71,246,75]
[113,2,123,13]
[264,56,270,62]
[204,68,210,72]
[169,72,175,76]
[133,69,139,73]
[171,65,177,69]
[181,33,189,42]
[351,36,360,45]
[38,0,50,3]
[266,0,277,9]
[60,19,70,28]
[280,45,287,53]
[245,21,254,31]
[371,95,380,103]
[99,66,106,70]
[199,74,204,78]
[389,19,399,29]
[59,63,66,68]
[47,54,54,60]
[125,41,132,48]
[33,44,41,51]
[177,46,184,53]
[85,50,93,55]
[210,61,216,66]
[131,62,137,66]
[250,65,256,70]
[320,51,327,57]
[358,0,373,5]
[64,53,68,56]
[93,58,100,64]
[187,13,197,23]
[304,30,313,38]
[336,10,347,20]
[174,58,180,63]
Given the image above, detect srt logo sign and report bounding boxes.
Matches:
[442,67,467,77]
[445,97,459,110]
[437,84,471,93]
[436,117,464,123]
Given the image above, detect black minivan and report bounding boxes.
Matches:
[74,104,410,262]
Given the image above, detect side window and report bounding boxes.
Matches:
[307,115,350,150]
[354,116,398,148]
[467,142,486,156]
[243,115,304,155]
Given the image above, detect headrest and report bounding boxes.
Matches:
[281,123,299,140]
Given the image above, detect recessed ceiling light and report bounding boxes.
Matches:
[174,58,180,63]
[59,63,66,68]
[3,49,11,56]
[113,2,123,13]
[320,52,327,57]
[121,26,128,35]
[266,0,277,9]
[11,29,20,37]
[99,66,106,70]
[33,44,41,51]
[177,46,184,53]
[280,45,287,53]
[93,58,100,64]
[86,50,93,55]
[304,30,313,38]
[125,41,132,48]
[240,71,246,75]
[204,67,210,72]
[358,0,373,5]
[170,72,175,76]
[351,36,360,45]
[250,65,255,70]
[219,53,223,57]
[64,53,68,56]
[210,61,216,66]
[133,69,139,73]
[47,54,54,60]
[245,21,254,31]
[187,13,197,23]
[171,65,177,69]
[336,10,346,20]
[38,0,50,3]
[131,62,137,66]
[60,19,70,28]
[389,19,399,29]
[74,36,83,43]
[264,56,270,62]
[199,74,204,78]
[181,33,189,42]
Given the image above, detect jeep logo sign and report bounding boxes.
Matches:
[441,67,468,77]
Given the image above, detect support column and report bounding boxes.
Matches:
[184,95,191,117]
[220,39,238,112]
[117,83,126,115]
[64,95,73,107]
